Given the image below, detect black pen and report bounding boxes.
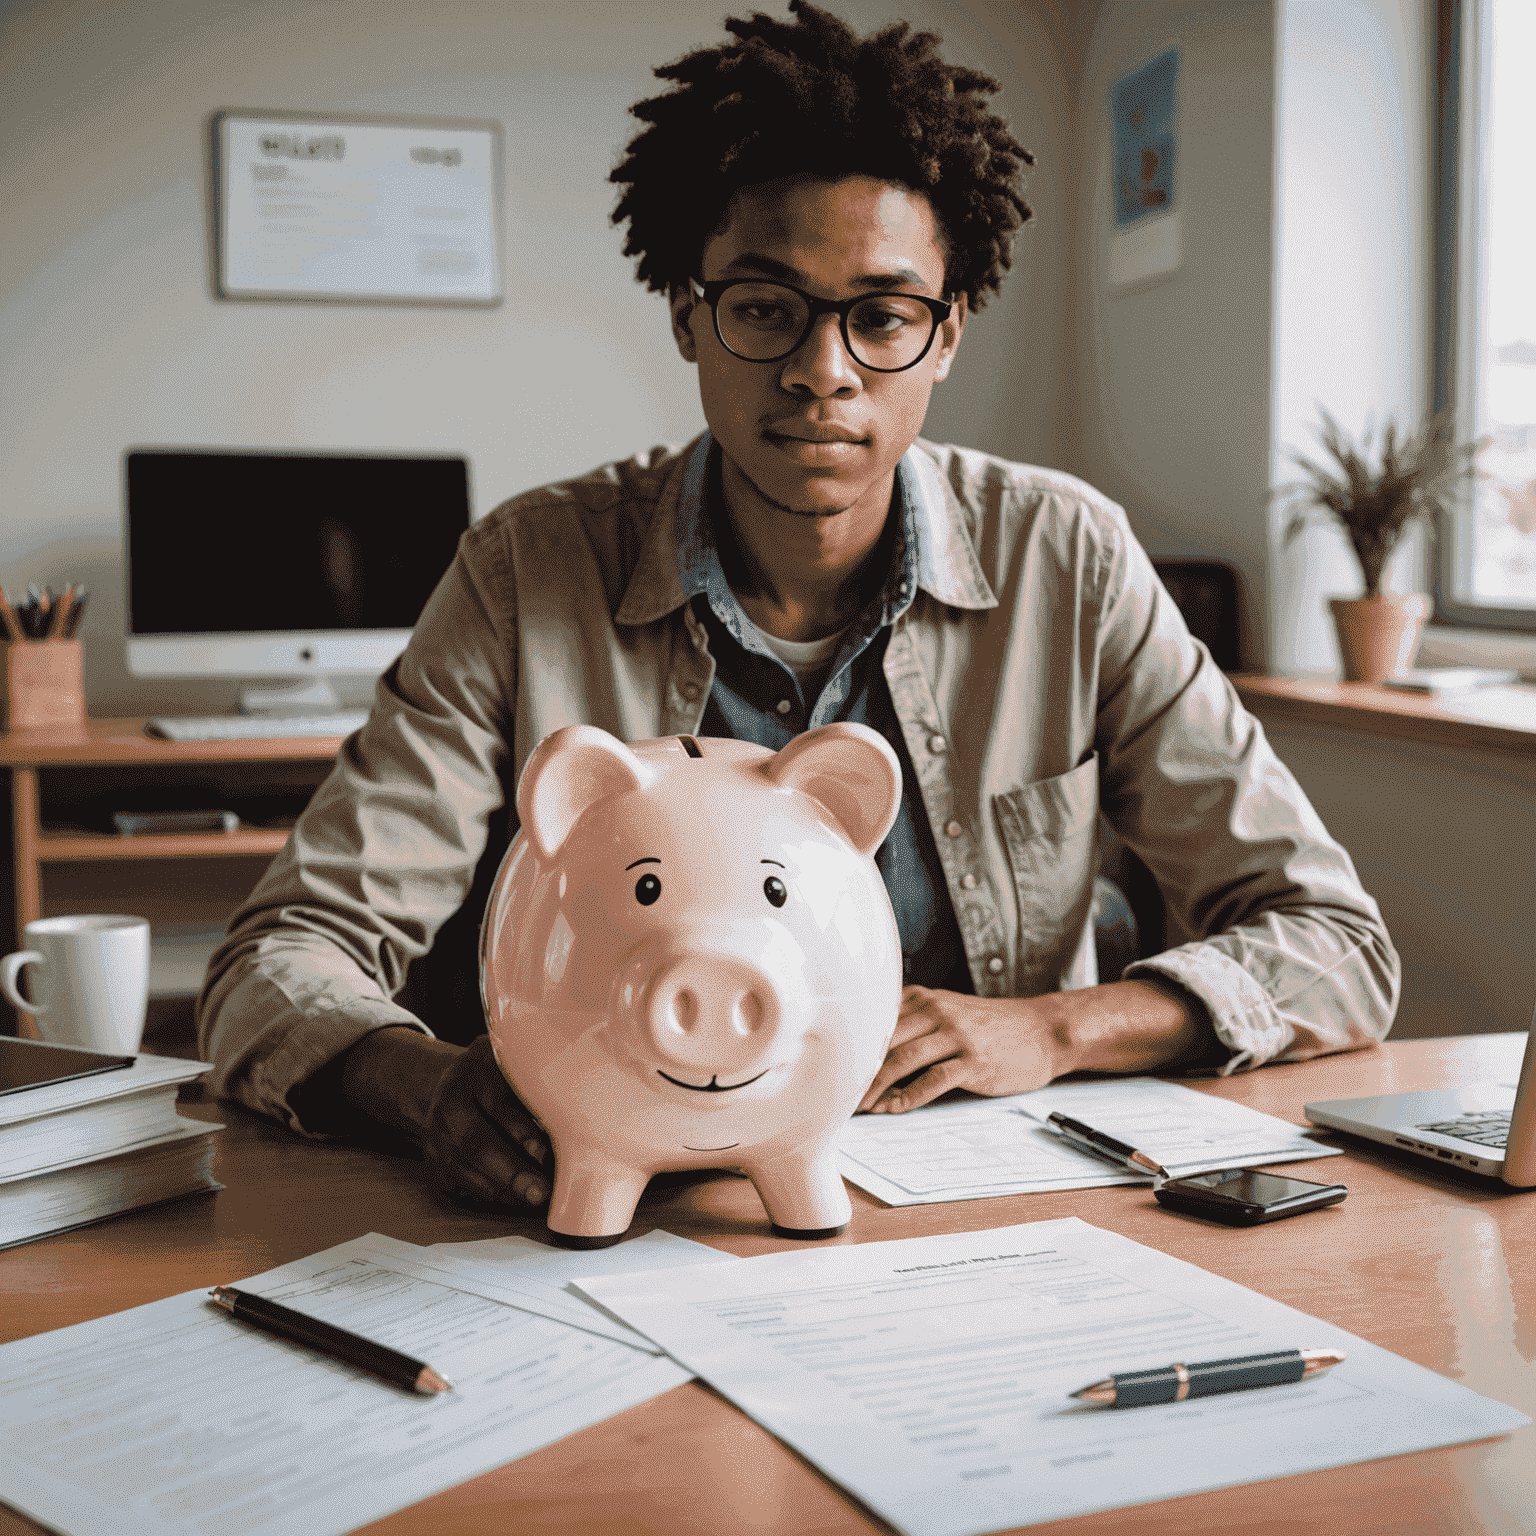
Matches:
[208,1286,453,1394]
[1071,1348,1346,1407]
[1047,1111,1168,1178]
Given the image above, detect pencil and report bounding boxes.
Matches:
[208,1285,453,1394]
[47,584,75,640]
[0,587,21,644]
[62,586,89,637]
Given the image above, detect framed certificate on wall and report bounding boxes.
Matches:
[213,111,503,306]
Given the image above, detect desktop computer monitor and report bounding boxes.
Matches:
[125,448,471,710]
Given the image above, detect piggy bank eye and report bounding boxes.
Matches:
[763,875,787,908]
[634,873,662,906]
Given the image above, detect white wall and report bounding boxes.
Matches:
[1067,0,1432,676]
[0,0,1075,717]
[1269,0,1431,675]
[1068,0,1278,670]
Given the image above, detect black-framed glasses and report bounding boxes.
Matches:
[690,278,954,373]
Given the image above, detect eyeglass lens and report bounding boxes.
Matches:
[712,282,939,370]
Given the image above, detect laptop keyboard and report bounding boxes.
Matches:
[1416,1112,1510,1149]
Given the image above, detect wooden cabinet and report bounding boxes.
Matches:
[2,720,343,1036]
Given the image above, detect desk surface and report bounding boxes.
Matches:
[3,1035,1532,1536]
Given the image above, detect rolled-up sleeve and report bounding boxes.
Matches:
[1092,517,1400,1070]
[196,533,518,1132]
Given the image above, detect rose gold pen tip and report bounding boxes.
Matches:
[415,1366,453,1394]
[1300,1349,1346,1377]
[1070,1381,1115,1404]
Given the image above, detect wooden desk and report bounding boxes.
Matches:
[3,1036,1532,1536]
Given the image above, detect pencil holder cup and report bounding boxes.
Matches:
[0,640,86,731]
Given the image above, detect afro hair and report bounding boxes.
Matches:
[610,0,1034,310]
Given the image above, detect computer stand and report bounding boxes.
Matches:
[238,678,343,716]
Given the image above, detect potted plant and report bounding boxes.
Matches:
[1280,407,1483,682]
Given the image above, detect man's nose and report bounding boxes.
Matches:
[779,313,862,396]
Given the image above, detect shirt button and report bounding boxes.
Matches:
[945,819,962,838]
[961,873,977,890]
[987,956,1005,975]
[682,682,700,700]
[776,699,792,715]
[927,734,946,754]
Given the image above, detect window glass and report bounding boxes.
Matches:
[1463,0,1536,613]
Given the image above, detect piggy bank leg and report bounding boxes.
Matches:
[544,1148,650,1250]
[747,1142,851,1239]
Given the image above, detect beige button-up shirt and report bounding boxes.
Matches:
[199,436,1398,1131]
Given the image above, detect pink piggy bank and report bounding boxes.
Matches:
[479,722,904,1248]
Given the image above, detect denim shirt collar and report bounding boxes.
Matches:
[614,432,997,629]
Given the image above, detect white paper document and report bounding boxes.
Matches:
[0,1229,727,1536]
[577,1218,1526,1536]
[839,1076,1341,1205]
[417,1227,730,1348]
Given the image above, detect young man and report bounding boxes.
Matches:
[200,2,1397,1210]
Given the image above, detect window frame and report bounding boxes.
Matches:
[1432,0,1536,633]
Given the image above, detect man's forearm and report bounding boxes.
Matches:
[338,1027,464,1138]
[1045,978,1217,1077]
[861,976,1219,1113]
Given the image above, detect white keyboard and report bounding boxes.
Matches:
[145,711,370,741]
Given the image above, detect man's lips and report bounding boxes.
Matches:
[764,423,869,446]
[764,429,870,468]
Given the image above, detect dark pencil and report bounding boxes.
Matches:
[0,587,21,644]
[47,585,75,640]
[208,1285,453,1394]
[62,587,89,637]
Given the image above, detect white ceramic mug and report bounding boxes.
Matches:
[0,915,151,1054]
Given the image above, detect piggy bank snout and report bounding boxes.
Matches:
[619,944,789,1078]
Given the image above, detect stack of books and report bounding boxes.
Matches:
[1,1037,223,1249]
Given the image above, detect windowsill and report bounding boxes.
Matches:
[1416,623,1536,673]
[1230,673,1536,759]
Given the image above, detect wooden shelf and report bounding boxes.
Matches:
[35,826,293,862]
[1230,674,1536,759]
[0,718,349,767]
[4,717,340,970]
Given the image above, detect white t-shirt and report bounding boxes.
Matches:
[736,609,849,702]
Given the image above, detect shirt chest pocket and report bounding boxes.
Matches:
[992,755,1100,993]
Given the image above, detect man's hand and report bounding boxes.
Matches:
[339,1028,552,1210]
[857,979,1213,1114]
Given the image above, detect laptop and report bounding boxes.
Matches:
[1305,1021,1536,1187]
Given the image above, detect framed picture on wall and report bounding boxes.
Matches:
[212,110,503,306]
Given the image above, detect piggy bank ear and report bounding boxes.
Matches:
[517,725,655,861]
[764,722,903,856]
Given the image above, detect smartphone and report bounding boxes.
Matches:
[1153,1167,1348,1225]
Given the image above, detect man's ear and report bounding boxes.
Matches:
[931,291,967,383]
[670,284,699,364]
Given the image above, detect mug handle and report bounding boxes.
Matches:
[0,951,46,1015]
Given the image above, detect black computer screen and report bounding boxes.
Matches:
[126,450,471,635]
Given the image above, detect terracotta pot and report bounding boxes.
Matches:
[1328,592,1433,683]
